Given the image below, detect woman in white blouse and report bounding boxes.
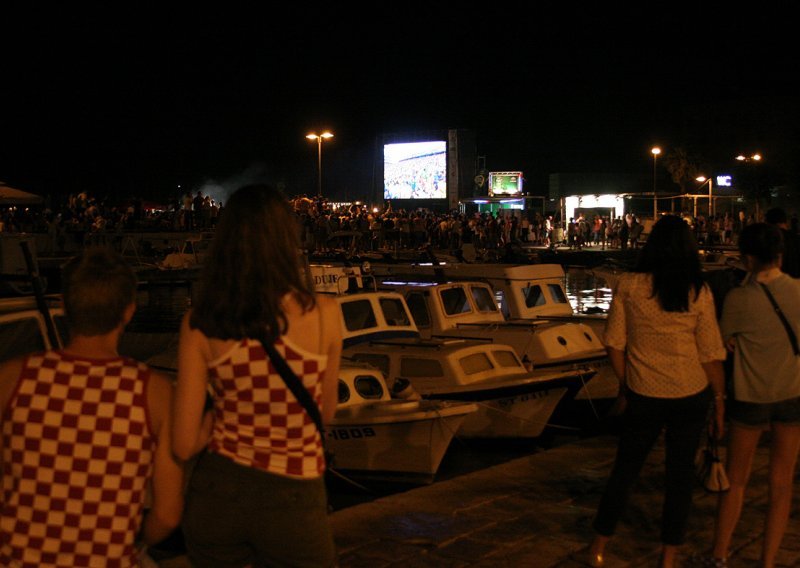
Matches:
[586,215,727,567]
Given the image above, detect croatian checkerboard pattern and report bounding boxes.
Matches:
[208,338,325,478]
[1,352,154,567]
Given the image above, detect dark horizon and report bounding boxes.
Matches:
[2,9,798,207]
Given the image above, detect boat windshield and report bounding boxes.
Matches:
[341,300,378,332]
[522,284,546,308]
[492,350,521,368]
[471,286,498,313]
[379,298,411,327]
[547,284,569,304]
[440,287,472,315]
[405,293,431,327]
[459,352,494,375]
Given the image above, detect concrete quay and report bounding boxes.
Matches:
[329,434,800,568]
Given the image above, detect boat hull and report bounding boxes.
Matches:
[453,387,567,438]
[327,400,474,477]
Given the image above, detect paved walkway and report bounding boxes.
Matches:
[330,434,800,567]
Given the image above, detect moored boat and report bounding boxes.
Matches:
[329,363,476,480]
[343,337,593,438]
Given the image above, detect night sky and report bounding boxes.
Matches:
[1,8,797,206]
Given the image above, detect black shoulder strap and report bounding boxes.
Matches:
[255,333,325,436]
[759,282,800,356]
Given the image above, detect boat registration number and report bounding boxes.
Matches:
[325,427,377,440]
[497,391,549,407]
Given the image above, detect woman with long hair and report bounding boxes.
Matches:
[585,215,727,567]
[172,185,342,567]
[708,223,800,568]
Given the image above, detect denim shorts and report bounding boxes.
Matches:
[728,397,800,429]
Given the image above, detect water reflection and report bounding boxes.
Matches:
[564,268,614,315]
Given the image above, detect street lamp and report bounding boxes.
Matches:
[306,131,334,197]
[696,176,713,217]
[651,147,661,220]
[736,152,764,219]
[736,153,762,162]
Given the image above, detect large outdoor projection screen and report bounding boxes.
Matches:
[383,141,447,199]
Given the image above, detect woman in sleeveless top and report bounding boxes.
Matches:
[173,185,343,568]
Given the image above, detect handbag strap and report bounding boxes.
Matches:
[759,282,800,356]
[254,332,326,438]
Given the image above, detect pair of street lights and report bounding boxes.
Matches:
[650,147,763,219]
[306,132,334,198]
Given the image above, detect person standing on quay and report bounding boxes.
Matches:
[173,184,342,567]
[585,215,727,568]
[707,223,800,568]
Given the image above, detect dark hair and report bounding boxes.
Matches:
[62,247,137,336]
[765,207,788,226]
[634,215,704,312]
[190,184,315,341]
[738,222,783,265]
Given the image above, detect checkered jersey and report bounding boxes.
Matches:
[207,337,326,479]
[1,351,155,567]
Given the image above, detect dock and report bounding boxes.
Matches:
[330,434,799,567]
[154,433,799,567]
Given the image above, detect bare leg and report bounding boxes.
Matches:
[762,423,800,568]
[660,543,677,567]
[712,425,761,559]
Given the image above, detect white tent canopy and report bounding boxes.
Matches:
[0,182,44,205]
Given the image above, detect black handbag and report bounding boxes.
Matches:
[253,332,333,468]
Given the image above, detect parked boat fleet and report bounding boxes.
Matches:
[0,260,616,483]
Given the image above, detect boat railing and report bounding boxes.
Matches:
[431,333,493,343]
[366,338,466,349]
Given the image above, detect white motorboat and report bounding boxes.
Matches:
[329,363,476,480]
[370,263,618,402]
[344,337,593,438]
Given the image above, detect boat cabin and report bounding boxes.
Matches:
[345,338,529,393]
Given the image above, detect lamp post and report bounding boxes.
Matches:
[651,147,661,220]
[736,152,763,220]
[306,132,334,197]
[696,176,713,217]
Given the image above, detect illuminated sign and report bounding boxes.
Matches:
[716,175,732,187]
[488,172,523,196]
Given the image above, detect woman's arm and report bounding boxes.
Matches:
[173,311,213,461]
[607,347,626,384]
[142,372,184,544]
[702,360,726,437]
[320,297,343,425]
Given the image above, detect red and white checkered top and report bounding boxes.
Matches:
[207,337,326,479]
[1,351,155,568]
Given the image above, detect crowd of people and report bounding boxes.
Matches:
[0,182,799,566]
[3,188,797,262]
